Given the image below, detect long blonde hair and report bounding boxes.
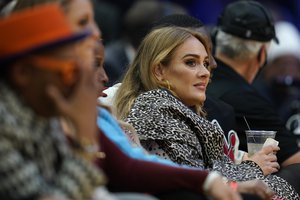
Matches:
[114,27,209,119]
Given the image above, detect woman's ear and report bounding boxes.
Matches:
[153,63,165,81]
[10,62,33,88]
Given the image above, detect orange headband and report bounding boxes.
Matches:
[27,56,76,85]
[0,3,89,64]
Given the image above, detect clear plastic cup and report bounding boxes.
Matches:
[245,130,276,156]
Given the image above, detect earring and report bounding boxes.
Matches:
[160,79,171,90]
[165,80,171,90]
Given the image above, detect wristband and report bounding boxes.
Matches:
[69,137,105,161]
[229,181,238,191]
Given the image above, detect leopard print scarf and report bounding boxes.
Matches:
[126,89,224,168]
[126,89,299,199]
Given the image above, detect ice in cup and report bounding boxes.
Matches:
[245,130,276,156]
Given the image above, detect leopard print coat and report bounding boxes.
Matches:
[125,89,299,199]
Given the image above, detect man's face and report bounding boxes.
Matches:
[94,42,109,97]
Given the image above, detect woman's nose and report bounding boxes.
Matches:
[210,56,217,70]
[101,68,109,83]
[90,21,100,40]
[197,65,210,78]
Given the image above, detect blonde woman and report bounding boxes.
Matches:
[114,27,299,199]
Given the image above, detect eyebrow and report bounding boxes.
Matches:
[182,54,209,60]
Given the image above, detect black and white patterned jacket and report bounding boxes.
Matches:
[0,83,106,200]
[126,89,299,199]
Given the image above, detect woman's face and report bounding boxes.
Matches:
[65,0,99,38]
[64,0,109,97]
[65,0,100,70]
[94,42,109,97]
[157,36,210,106]
[12,0,101,117]
[41,0,100,116]
[18,44,82,117]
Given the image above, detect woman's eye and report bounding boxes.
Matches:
[185,60,197,67]
[78,17,89,27]
[94,56,103,68]
[203,61,210,68]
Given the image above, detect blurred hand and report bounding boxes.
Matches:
[40,196,70,200]
[245,145,280,175]
[206,176,242,200]
[47,66,98,142]
[237,180,274,200]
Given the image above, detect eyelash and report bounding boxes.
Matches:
[185,60,197,67]
[185,59,210,69]
[78,17,89,27]
[94,56,103,68]
[203,61,209,68]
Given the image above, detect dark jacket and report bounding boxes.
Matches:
[207,59,300,164]
[204,95,237,134]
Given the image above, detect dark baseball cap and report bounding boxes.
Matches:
[218,0,279,43]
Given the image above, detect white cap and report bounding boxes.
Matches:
[268,21,300,62]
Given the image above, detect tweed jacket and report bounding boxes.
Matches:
[0,82,106,200]
[125,89,299,199]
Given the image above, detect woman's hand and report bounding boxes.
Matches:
[237,180,274,200]
[245,145,280,175]
[206,176,242,200]
[40,196,70,200]
[47,65,98,142]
